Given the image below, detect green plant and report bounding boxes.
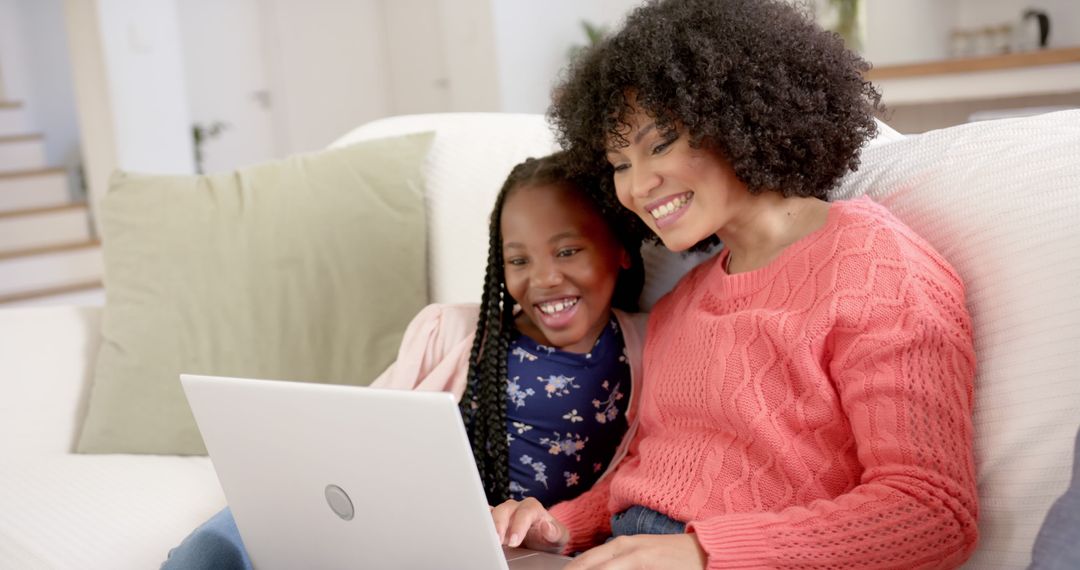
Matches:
[567,20,608,63]
[191,121,229,174]
[829,0,864,53]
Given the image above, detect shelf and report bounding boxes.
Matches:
[866,46,1080,80]
[865,46,1080,106]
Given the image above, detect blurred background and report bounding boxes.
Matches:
[0,0,1077,306]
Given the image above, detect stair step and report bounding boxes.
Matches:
[0,240,103,299]
[0,167,71,212]
[0,203,92,254]
[0,134,46,172]
[0,280,104,306]
[0,103,31,137]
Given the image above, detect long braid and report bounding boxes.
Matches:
[460,153,645,504]
[460,168,518,504]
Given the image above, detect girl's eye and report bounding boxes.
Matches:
[556,248,581,258]
[506,257,527,266]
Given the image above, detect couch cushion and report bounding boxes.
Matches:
[832,110,1080,569]
[332,114,561,305]
[0,454,223,569]
[0,306,101,455]
[76,133,433,455]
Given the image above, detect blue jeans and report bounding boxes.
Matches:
[1029,426,1080,569]
[610,505,686,537]
[162,508,251,570]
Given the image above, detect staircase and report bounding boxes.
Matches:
[0,100,104,307]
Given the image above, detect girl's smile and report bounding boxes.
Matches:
[500,183,631,353]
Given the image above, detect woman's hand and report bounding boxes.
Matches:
[490,497,570,553]
[565,534,706,569]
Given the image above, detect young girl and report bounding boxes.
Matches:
[495,1,979,568]
[163,152,649,568]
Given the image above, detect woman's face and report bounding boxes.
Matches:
[500,183,630,354]
[605,106,749,252]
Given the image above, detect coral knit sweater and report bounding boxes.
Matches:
[549,197,979,568]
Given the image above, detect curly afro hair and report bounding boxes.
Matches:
[549,0,882,247]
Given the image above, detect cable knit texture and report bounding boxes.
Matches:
[549,197,978,568]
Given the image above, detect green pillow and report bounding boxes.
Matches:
[76,132,434,455]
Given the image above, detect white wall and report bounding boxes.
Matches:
[64,0,195,213]
[0,0,82,173]
[94,0,194,174]
[15,0,82,171]
[436,0,502,112]
[0,0,28,103]
[380,0,501,115]
[864,1,953,65]
[381,0,452,115]
[259,0,391,154]
[490,0,643,114]
[176,0,278,173]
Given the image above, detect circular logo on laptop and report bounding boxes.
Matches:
[324,484,355,521]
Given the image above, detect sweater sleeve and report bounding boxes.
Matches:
[369,303,478,400]
[687,271,979,568]
[548,470,616,554]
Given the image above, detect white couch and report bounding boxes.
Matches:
[0,112,1077,569]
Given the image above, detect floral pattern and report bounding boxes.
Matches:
[504,318,632,506]
[506,376,534,409]
[541,432,588,460]
[519,454,549,488]
[592,381,625,424]
[538,374,579,398]
[512,346,538,362]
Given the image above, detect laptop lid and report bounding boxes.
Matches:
[181,374,524,569]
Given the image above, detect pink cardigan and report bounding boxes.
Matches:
[371,303,649,483]
[549,198,979,568]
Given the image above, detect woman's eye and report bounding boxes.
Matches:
[652,137,676,155]
[556,248,581,258]
[612,163,629,173]
[506,257,527,266]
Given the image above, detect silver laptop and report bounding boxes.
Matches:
[181,374,571,569]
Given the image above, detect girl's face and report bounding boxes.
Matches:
[605,106,750,252]
[500,183,630,354]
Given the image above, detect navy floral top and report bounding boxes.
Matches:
[505,317,632,507]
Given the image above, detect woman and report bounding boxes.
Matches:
[492,1,979,568]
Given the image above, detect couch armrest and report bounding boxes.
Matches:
[0,306,102,455]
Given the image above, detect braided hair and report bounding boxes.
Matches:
[459,151,644,504]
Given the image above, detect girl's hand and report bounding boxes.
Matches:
[490,497,569,553]
[565,534,706,569]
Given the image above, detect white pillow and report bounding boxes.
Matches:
[332,114,560,305]
[832,110,1080,569]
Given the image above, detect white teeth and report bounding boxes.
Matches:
[650,195,690,220]
[538,298,578,315]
